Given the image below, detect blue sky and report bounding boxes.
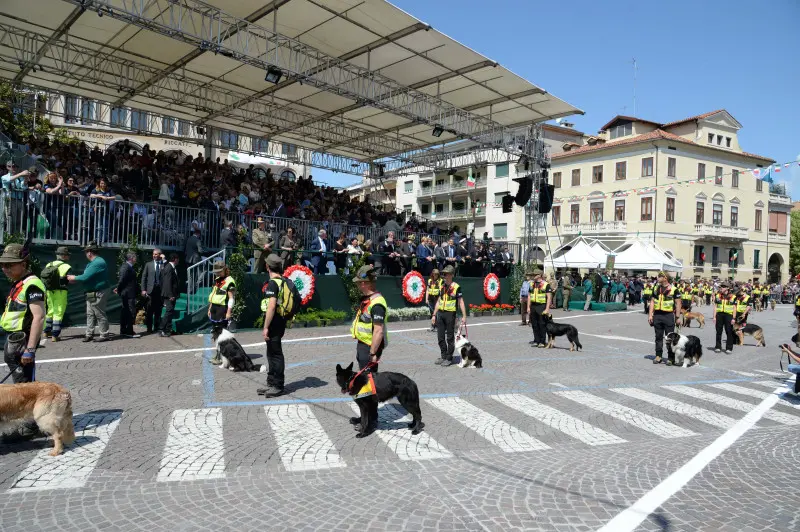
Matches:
[312,0,800,194]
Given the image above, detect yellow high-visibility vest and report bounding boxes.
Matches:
[351,294,389,346]
[439,282,460,312]
[532,281,549,304]
[643,284,653,296]
[209,276,235,306]
[44,260,72,291]
[427,278,442,297]
[716,294,735,314]
[736,295,750,313]
[0,274,46,332]
[652,286,676,312]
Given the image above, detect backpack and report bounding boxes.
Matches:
[40,261,65,291]
[262,277,302,319]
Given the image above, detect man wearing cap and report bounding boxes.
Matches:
[43,246,72,341]
[519,270,533,326]
[713,283,737,354]
[0,243,47,442]
[431,265,467,366]
[207,261,236,363]
[251,216,273,274]
[67,242,111,342]
[528,269,552,348]
[648,271,682,365]
[257,254,289,397]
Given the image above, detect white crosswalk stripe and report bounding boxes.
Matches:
[611,388,740,429]
[491,394,626,446]
[10,411,122,492]
[427,397,549,452]
[707,383,800,410]
[555,390,696,439]
[664,385,800,425]
[265,404,346,471]
[752,380,795,390]
[726,370,760,377]
[157,409,226,482]
[350,403,452,460]
[753,370,786,377]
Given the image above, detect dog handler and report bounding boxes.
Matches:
[528,269,552,348]
[208,261,236,365]
[431,265,467,367]
[257,254,289,398]
[648,271,682,365]
[0,243,47,442]
[349,265,388,427]
[713,283,737,354]
[43,246,72,341]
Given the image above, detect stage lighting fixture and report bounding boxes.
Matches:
[432,124,444,137]
[265,67,283,84]
[538,184,555,213]
[513,175,533,207]
[501,194,514,213]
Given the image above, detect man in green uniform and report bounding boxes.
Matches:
[0,244,47,442]
[67,241,111,343]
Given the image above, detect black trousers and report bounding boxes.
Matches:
[159,298,176,333]
[653,312,675,360]
[4,334,35,383]
[681,300,692,313]
[715,313,734,351]
[356,341,382,372]
[120,295,136,335]
[145,288,162,332]
[265,319,286,389]
[530,303,547,344]
[641,295,650,313]
[436,310,456,360]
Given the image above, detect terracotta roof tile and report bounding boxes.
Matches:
[660,109,726,128]
[551,129,774,162]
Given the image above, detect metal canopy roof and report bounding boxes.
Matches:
[0,0,582,174]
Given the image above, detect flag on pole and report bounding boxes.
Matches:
[466,166,475,188]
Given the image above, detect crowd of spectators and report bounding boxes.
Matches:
[1,136,519,276]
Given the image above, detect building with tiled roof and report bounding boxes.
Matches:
[547,110,788,282]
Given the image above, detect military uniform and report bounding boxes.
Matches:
[251,219,274,274]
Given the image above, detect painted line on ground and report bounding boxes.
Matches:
[664,385,800,425]
[265,404,346,471]
[206,376,757,408]
[610,387,741,430]
[597,383,787,532]
[581,333,651,344]
[157,408,226,482]
[707,382,800,410]
[0,310,641,366]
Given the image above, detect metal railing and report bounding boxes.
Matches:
[187,249,225,315]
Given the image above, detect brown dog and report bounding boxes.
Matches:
[681,311,705,328]
[0,382,76,455]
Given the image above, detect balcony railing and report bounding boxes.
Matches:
[769,193,792,205]
[694,223,749,240]
[417,179,486,197]
[768,230,789,241]
[561,220,627,235]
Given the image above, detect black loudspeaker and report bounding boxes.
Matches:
[513,176,533,206]
[538,184,555,214]
[502,194,514,213]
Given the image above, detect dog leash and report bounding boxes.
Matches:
[459,322,468,338]
[0,368,14,384]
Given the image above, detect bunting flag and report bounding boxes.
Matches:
[774,165,782,173]
[467,166,476,188]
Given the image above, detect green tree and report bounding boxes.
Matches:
[789,211,800,276]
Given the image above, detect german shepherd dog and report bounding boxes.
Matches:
[733,323,766,347]
[0,382,76,455]
[336,362,424,438]
[543,313,583,351]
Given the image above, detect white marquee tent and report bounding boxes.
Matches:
[611,239,682,272]
[545,237,608,270]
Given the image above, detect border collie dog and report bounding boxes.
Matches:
[212,325,266,372]
[665,332,703,368]
[454,335,483,368]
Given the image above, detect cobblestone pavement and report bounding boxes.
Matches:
[1,304,798,531]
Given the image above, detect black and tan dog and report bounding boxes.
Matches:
[336,362,424,438]
[733,323,765,347]
[543,313,582,351]
[0,382,76,456]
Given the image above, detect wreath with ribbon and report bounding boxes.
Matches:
[284,264,315,305]
[483,273,500,301]
[402,271,426,304]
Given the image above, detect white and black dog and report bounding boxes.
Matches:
[665,331,703,368]
[454,334,483,368]
[212,324,266,372]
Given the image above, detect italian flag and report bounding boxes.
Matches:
[467,166,475,188]
[774,164,781,173]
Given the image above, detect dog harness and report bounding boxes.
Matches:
[346,361,379,397]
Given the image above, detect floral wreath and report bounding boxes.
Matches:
[284,264,315,305]
[402,271,426,304]
[483,273,500,301]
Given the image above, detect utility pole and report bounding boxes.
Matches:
[632,58,637,116]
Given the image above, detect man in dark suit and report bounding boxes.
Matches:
[159,253,180,337]
[140,248,164,334]
[115,251,140,338]
[309,229,328,275]
[441,238,459,273]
